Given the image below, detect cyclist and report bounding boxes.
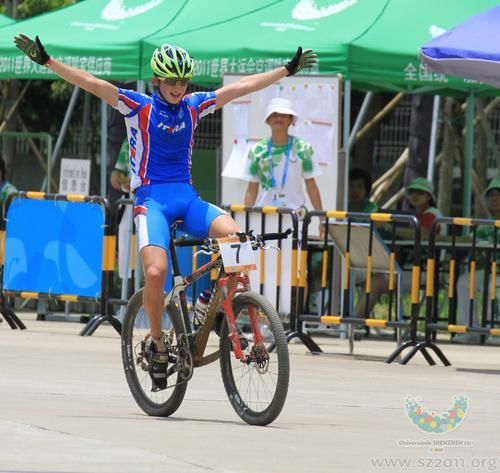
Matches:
[15,34,317,390]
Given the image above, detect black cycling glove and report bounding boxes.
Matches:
[14,34,50,66]
[284,47,318,76]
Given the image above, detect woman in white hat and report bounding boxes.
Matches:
[243,97,323,219]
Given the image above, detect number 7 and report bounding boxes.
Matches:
[230,243,241,264]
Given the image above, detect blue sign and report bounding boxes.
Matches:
[3,198,105,297]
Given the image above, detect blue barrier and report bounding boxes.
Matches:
[3,198,105,297]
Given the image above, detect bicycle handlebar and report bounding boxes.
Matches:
[258,228,293,242]
[174,228,292,249]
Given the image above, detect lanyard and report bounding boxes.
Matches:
[267,136,292,190]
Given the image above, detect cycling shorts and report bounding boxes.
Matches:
[133,182,226,251]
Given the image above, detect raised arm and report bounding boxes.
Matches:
[14,34,119,107]
[214,47,317,109]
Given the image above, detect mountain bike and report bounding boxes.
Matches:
[121,224,291,426]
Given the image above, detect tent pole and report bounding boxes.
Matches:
[349,91,373,152]
[100,100,107,197]
[342,79,351,211]
[463,92,474,218]
[41,86,80,192]
[427,95,440,182]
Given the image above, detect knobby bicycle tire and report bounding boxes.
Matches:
[121,289,188,417]
[219,292,290,425]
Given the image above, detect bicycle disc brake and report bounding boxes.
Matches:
[249,344,270,374]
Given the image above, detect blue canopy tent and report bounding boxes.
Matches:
[420,5,500,88]
[420,5,500,216]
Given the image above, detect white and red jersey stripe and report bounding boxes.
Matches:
[115,88,217,191]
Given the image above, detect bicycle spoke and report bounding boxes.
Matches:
[121,290,188,417]
[220,293,289,425]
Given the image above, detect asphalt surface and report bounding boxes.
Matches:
[1,313,499,473]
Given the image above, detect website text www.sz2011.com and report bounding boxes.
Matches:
[370,456,498,470]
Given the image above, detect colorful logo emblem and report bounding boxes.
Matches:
[405,395,469,434]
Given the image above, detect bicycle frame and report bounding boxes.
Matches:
[166,227,265,365]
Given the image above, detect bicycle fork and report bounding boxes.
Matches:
[219,273,263,360]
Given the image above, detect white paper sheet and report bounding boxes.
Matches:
[233,102,250,139]
[222,140,253,180]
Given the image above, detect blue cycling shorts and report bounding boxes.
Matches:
[133,182,226,251]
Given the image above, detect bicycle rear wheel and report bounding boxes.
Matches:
[121,289,188,417]
[219,292,289,425]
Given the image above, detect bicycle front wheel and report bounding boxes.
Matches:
[121,289,188,417]
[219,292,289,425]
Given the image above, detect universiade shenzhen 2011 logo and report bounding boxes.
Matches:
[405,395,469,434]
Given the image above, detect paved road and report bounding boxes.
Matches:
[1,314,499,472]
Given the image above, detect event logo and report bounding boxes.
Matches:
[429,25,447,38]
[291,0,358,21]
[101,0,164,21]
[405,395,469,435]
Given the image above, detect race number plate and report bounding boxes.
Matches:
[217,236,257,273]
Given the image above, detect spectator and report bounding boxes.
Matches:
[243,97,324,231]
[455,177,500,344]
[348,168,379,213]
[110,140,133,283]
[110,139,131,194]
[0,155,17,203]
[397,177,442,240]
[346,168,387,323]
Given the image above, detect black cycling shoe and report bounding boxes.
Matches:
[147,342,169,392]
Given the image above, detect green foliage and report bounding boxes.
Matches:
[14,0,78,19]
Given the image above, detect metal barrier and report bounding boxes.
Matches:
[1,191,121,336]
[0,198,25,330]
[420,217,500,366]
[224,205,301,336]
[297,210,439,364]
[79,196,123,336]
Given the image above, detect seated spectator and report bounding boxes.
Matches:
[346,168,388,320]
[0,155,17,203]
[348,168,380,213]
[455,177,500,344]
[397,177,442,239]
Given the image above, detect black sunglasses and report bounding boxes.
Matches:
[162,77,190,86]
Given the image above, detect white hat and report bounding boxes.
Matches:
[264,97,298,124]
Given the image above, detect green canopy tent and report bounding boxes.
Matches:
[141,0,389,84]
[0,0,284,80]
[0,14,14,28]
[0,0,187,79]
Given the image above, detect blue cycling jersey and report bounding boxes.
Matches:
[115,88,217,190]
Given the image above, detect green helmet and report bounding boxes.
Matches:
[150,44,194,79]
